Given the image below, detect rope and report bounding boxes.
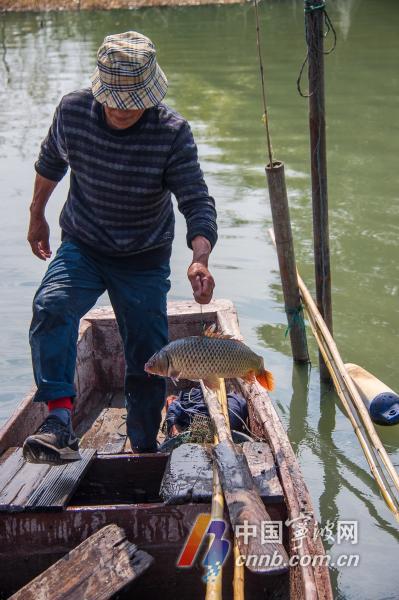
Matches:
[253,0,274,167]
[297,1,337,98]
[284,304,306,338]
[304,0,325,13]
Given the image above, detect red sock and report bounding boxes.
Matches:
[47,397,73,412]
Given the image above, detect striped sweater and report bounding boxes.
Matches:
[35,88,217,257]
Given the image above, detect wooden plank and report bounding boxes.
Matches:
[160,443,213,504]
[0,447,18,465]
[80,407,127,454]
[160,442,284,505]
[0,448,25,494]
[8,524,154,600]
[25,449,96,511]
[242,441,284,503]
[0,448,96,512]
[0,458,51,512]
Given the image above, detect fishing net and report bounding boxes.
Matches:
[159,412,214,452]
[189,413,214,444]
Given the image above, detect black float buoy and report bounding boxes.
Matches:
[346,363,399,426]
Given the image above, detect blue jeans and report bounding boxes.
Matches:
[29,240,171,452]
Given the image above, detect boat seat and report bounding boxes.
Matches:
[160,441,284,505]
[0,447,96,512]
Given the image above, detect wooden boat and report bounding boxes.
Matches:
[0,299,332,599]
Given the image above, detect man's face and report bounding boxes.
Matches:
[103,105,145,129]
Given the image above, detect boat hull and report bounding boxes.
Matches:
[0,300,332,599]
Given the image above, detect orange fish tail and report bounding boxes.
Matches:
[255,368,275,391]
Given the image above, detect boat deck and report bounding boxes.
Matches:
[76,389,168,454]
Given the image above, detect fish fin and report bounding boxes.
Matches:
[168,369,182,385]
[243,370,257,384]
[255,368,275,392]
[202,324,240,341]
[201,375,220,391]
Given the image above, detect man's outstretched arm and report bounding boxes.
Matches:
[29,100,69,260]
[28,174,58,260]
[188,235,215,304]
[165,121,217,304]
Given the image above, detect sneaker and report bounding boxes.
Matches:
[23,415,82,465]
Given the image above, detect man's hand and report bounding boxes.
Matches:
[28,174,58,260]
[188,235,215,304]
[27,214,51,260]
[188,262,215,304]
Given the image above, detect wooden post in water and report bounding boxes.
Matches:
[305,0,333,380]
[266,162,309,363]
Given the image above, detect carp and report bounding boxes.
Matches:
[144,327,274,391]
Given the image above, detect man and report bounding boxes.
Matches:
[22,31,217,464]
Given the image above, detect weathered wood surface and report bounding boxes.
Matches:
[0,299,232,454]
[266,165,308,362]
[2,0,243,11]
[0,503,286,599]
[8,524,153,600]
[0,448,95,512]
[213,438,289,574]
[306,4,333,382]
[80,407,127,454]
[217,307,332,598]
[160,441,284,505]
[200,381,289,574]
[0,319,95,454]
[242,441,284,502]
[161,443,213,504]
[0,299,332,598]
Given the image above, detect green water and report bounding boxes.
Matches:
[0,1,398,597]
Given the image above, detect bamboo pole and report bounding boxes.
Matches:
[205,463,224,600]
[233,540,244,600]
[305,0,333,381]
[303,298,399,521]
[266,162,309,363]
[297,273,399,503]
[270,228,399,520]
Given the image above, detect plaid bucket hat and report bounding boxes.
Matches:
[91,31,168,110]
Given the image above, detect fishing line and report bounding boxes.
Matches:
[253,0,274,167]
